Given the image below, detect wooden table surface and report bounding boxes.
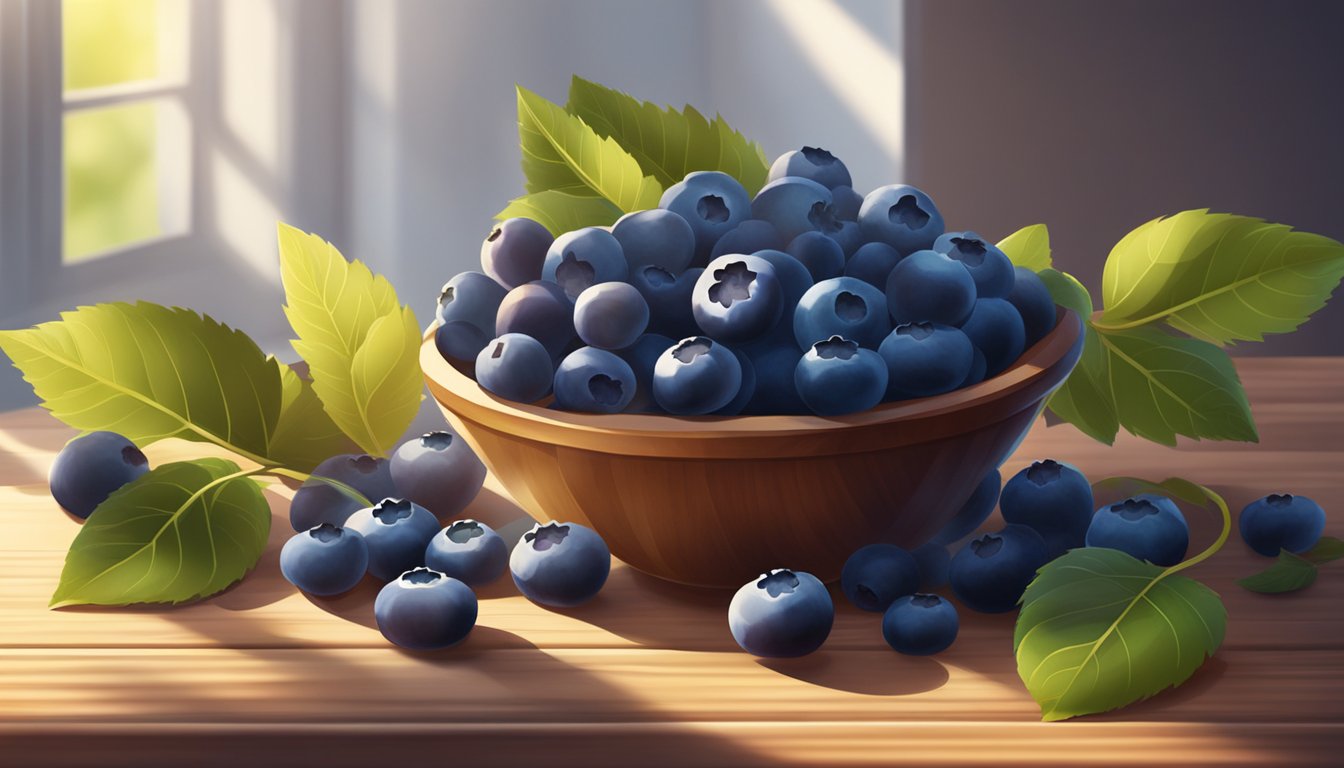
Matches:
[1,357,1341,767]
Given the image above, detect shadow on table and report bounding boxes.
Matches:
[759,650,948,695]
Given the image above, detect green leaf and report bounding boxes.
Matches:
[515,85,663,212]
[1039,268,1093,316]
[1045,323,1118,444]
[997,224,1052,272]
[1305,536,1344,564]
[1014,547,1227,721]
[268,363,356,472]
[0,302,284,464]
[1238,551,1318,594]
[494,190,623,235]
[565,75,770,196]
[1098,210,1344,345]
[278,224,422,457]
[50,458,269,607]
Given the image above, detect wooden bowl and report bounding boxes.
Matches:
[423,309,1084,588]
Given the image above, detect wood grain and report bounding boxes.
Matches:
[0,357,1341,766]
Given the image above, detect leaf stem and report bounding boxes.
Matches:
[264,467,373,508]
[1093,476,1232,576]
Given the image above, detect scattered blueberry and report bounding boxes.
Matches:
[1086,495,1190,567]
[1239,493,1327,557]
[883,594,959,655]
[554,346,637,414]
[374,567,478,650]
[574,282,649,350]
[425,519,509,587]
[652,336,743,415]
[280,523,369,596]
[475,333,554,403]
[950,525,1049,613]
[710,219,784,261]
[1000,459,1092,558]
[289,453,397,532]
[510,521,611,607]
[389,430,486,520]
[878,321,975,399]
[858,184,944,254]
[542,227,629,301]
[844,241,903,291]
[885,249,977,327]
[480,217,553,289]
[786,231,845,282]
[1006,266,1057,346]
[436,271,508,336]
[629,264,702,340]
[931,469,1002,545]
[768,147,852,190]
[660,171,751,265]
[611,208,695,274]
[692,254,784,343]
[345,498,442,582]
[959,297,1026,376]
[934,231,1015,299]
[911,543,952,590]
[794,276,891,350]
[495,280,576,359]
[751,176,840,242]
[794,336,888,416]
[728,568,833,658]
[841,543,919,612]
[48,431,150,519]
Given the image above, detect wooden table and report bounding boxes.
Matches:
[1,358,1341,767]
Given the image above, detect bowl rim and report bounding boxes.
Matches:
[423,307,1083,456]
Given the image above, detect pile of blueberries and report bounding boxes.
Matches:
[50,432,1327,656]
[436,147,1060,416]
[727,458,1330,658]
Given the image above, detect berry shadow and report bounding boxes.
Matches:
[757,650,949,696]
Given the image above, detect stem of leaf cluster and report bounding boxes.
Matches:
[1165,481,1232,576]
[264,467,373,507]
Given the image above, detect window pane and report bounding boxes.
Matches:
[63,0,160,92]
[64,102,161,262]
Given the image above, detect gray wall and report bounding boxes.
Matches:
[905,0,1344,355]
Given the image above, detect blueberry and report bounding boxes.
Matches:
[280,523,369,596]
[728,568,833,658]
[949,525,1049,613]
[830,185,863,221]
[629,265,701,340]
[554,347,637,414]
[934,231,1015,299]
[710,219,784,261]
[740,343,808,415]
[435,271,507,338]
[480,217,553,289]
[289,453,397,532]
[885,249,977,327]
[616,333,675,413]
[573,282,649,351]
[495,280,576,360]
[1006,267,1057,346]
[1086,495,1190,567]
[878,321,975,399]
[716,349,758,416]
[794,276,891,350]
[830,220,864,257]
[960,347,988,388]
[48,431,149,519]
[959,298,1026,377]
[883,594,959,655]
[858,184,945,254]
[345,498,441,581]
[768,147,853,190]
[1239,493,1327,557]
[692,254,784,343]
[751,248,815,314]
[611,209,695,274]
[542,227,628,301]
[652,336,743,415]
[794,336,887,416]
[1000,459,1093,558]
[660,171,751,265]
[931,469,1002,545]
[435,320,492,363]
[424,519,509,587]
[786,231,845,282]
[911,543,952,590]
[844,242,903,291]
[510,521,611,607]
[389,430,486,520]
[374,567,477,650]
[751,176,840,242]
[475,333,554,403]
[841,543,919,612]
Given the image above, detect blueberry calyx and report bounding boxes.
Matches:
[446,520,485,544]
[895,321,934,340]
[1026,459,1062,485]
[801,146,837,166]
[555,252,596,297]
[890,195,930,229]
[910,594,942,609]
[948,236,987,266]
[672,337,713,363]
[490,340,506,358]
[643,265,675,287]
[526,522,571,551]
[438,284,455,304]
[697,194,729,223]
[970,534,1004,558]
[708,261,756,308]
[1266,493,1294,506]
[372,498,414,523]
[834,291,867,321]
[588,374,624,405]
[309,523,344,543]
[350,455,381,474]
[121,445,148,467]
[814,336,858,360]
[486,227,502,242]
[420,431,454,451]
[807,202,841,233]
[756,569,800,597]
[1110,497,1160,520]
[401,567,444,586]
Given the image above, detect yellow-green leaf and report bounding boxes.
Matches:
[269,363,356,472]
[0,302,284,463]
[997,224,1053,272]
[277,223,421,456]
[1098,210,1344,345]
[1045,323,1118,444]
[494,190,623,235]
[516,85,663,212]
[50,458,269,607]
[566,75,770,196]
